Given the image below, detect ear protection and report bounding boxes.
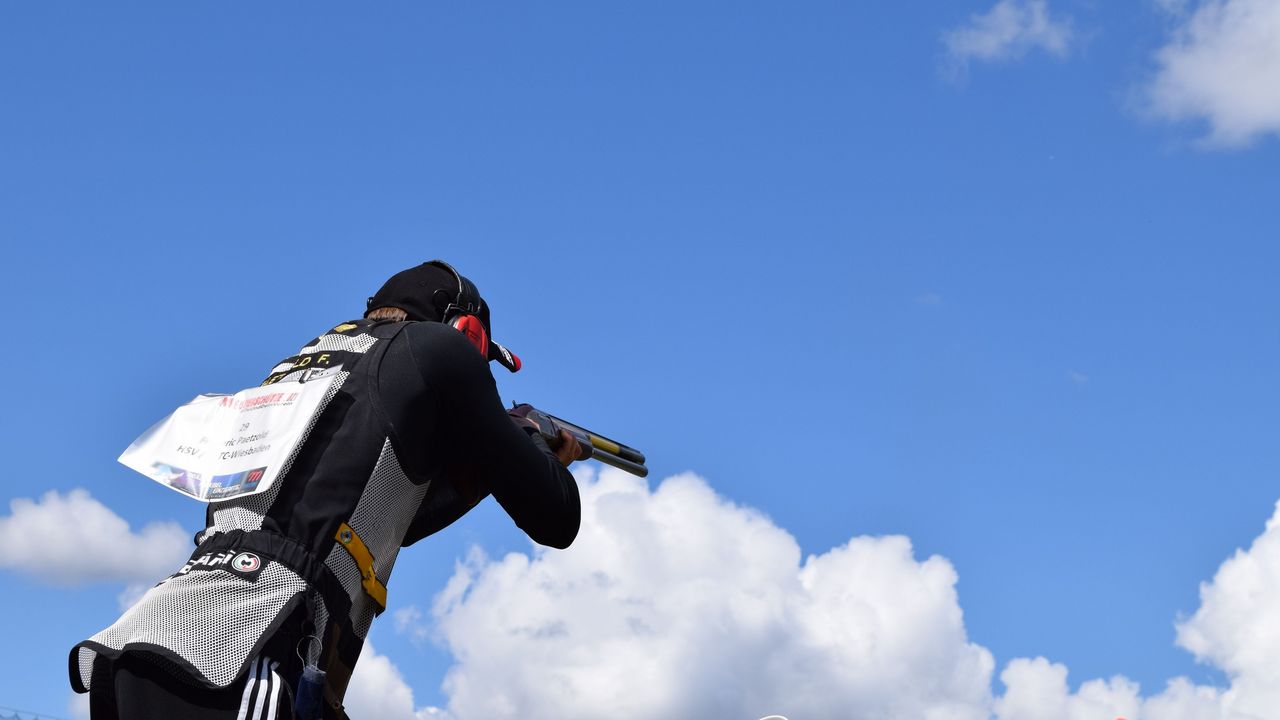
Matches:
[426,259,490,358]
[365,259,521,372]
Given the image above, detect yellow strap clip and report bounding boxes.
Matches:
[335,522,387,611]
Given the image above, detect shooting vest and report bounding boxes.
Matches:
[71,319,431,711]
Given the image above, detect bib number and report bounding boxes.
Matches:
[119,369,340,502]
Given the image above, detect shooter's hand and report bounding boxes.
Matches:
[509,404,581,466]
[507,403,537,433]
[552,429,582,467]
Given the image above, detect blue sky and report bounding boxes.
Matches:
[2,2,1279,718]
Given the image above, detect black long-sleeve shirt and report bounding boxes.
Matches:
[382,320,581,548]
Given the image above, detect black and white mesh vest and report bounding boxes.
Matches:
[71,319,431,707]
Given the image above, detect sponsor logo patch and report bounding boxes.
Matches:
[232,552,261,573]
[174,549,268,582]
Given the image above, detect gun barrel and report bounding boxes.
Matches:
[586,433,647,465]
[549,413,646,466]
[591,448,649,478]
[523,407,647,477]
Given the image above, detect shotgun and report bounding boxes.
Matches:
[513,404,648,478]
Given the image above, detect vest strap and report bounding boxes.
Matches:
[334,522,387,611]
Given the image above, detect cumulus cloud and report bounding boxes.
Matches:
[993,499,1280,720]
[116,581,155,611]
[375,469,1280,720]
[1146,0,1280,146]
[1156,0,1193,15]
[68,691,91,720]
[393,604,430,645]
[1170,499,1280,717]
[0,488,189,585]
[944,0,1074,70]
[995,656,1235,719]
[345,642,446,720]
[419,468,994,720]
[996,657,1143,720]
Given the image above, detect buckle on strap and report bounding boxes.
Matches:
[334,522,387,611]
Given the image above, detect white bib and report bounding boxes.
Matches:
[119,368,340,502]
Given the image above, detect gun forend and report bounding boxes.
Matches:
[519,405,648,478]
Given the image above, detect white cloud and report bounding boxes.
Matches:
[0,488,189,585]
[995,657,1143,720]
[1171,499,1280,717]
[394,605,423,633]
[377,469,1280,720]
[346,642,447,720]
[994,657,1232,720]
[992,499,1280,720]
[1156,0,1193,16]
[116,582,154,611]
[393,604,430,645]
[1146,0,1280,146]
[423,468,995,720]
[945,0,1074,70]
[68,691,91,720]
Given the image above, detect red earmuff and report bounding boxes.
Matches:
[450,314,489,358]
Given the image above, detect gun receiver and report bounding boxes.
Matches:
[520,405,648,478]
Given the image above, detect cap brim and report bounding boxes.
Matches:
[488,340,521,373]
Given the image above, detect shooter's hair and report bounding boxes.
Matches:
[365,306,409,322]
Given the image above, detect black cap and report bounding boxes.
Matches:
[366,261,522,373]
